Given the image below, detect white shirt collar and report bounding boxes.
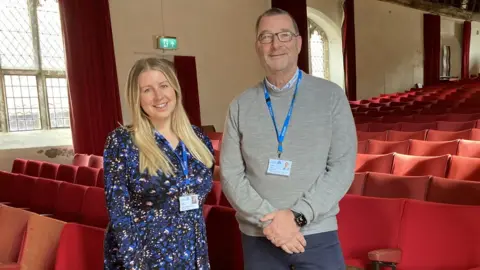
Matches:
[265,68,300,92]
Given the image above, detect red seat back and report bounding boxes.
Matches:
[11,174,37,207]
[436,120,477,131]
[355,153,394,173]
[472,128,480,140]
[398,200,480,269]
[72,154,89,167]
[357,140,367,154]
[357,131,387,141]
[447,155,480,181]
[11,158,27,174]
[0,171,15,202]
[366,140,409,155]
[426,129,472,141]
[55,223,105,270]
[427,177,480,206]
[39,162,59,179]
[53,183,87,222]
[56,164,78,183]
[457,139,480,158]
[25,160,42,177]
[392,154,450,177]
[400,122,436,132]
[363,172,430,200]
[338,195,405,267]
[75,166,99,187]
[408,139,459,156]
[29,177,61,214]
[80,187,108,228]
[387,130,427,141]
[87,155,103,168]
[347,173,367,195]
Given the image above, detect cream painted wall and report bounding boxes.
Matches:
[109,0,270,131]
[470,21,480,76]
[355,0,424,100]
[440,17,463,78]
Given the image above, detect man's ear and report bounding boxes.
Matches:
[296,35,302,54]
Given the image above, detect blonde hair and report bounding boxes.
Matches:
[125,57,213,176]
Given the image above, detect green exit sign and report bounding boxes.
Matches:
[155,36,177,50]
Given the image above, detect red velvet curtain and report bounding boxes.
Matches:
[59,0,123,156]
[461,21,472,79]
[423,14,441,86]
[174,56,202,127]
[342,0,357,101]
[271,0,309,73]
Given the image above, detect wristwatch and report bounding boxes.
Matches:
[291,210,307,227]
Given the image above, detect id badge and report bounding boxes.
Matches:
[267,159,293,176]
[179,194,199,212]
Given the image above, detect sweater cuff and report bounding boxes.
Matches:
[291,199,314,224]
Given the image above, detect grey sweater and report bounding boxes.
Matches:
[220,71,357,237]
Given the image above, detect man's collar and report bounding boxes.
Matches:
[265,67,300,92]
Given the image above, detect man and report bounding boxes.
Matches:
[220,8,357,270]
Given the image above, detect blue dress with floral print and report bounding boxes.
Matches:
[103,125,214,270]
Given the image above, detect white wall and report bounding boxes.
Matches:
[109,0,270,131]
[355,0,424,100]
[470,21,480,76]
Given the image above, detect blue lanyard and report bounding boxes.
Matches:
[175,142,188,178]
[154,131,189,177]
[263,70,302,158]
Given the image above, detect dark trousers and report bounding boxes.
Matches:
[241,230,346,270]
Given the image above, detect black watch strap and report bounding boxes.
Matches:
[292,210,307,227]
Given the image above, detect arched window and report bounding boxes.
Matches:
[308,18,329,80]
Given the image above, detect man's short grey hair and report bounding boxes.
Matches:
[255,8,299,35]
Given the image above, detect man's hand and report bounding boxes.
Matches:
[260,209,300,247]
[280,232,307,254]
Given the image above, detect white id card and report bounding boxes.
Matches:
[267,159,293,176]
[179,194,199,212]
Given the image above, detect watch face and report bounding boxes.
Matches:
[295,214,307,227]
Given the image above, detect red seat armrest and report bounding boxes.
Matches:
[368,248,402,264]
[0,202,12,206]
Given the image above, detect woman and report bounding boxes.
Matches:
[103,57,215,269]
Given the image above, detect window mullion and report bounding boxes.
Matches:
[29,0,49,129]
[0,71,7,132]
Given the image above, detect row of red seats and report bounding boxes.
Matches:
[349,172,480,206]
[0,203,242,270]
[11,159,104,188]
[0,171,108,228]
[358,139,480,158]
[355,112,480,125]
[339,195,480,269]
[351,86,480,118]
[71,154,103,168]
[357,128,480,141]
[357,119,480,132]
[52,195,480,270]
[356,153,480,181]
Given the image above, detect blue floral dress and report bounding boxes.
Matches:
[103,125,214,270]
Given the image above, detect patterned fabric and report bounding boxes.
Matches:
[103,125,214,270]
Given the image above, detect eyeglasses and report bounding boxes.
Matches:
[257,31,298,44]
